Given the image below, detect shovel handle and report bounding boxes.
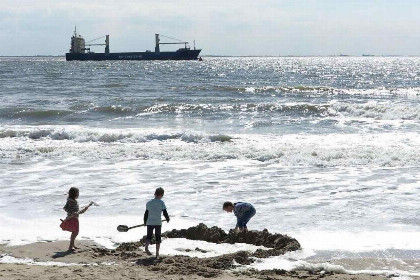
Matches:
[128,219,168,230]
[128,224,145,230]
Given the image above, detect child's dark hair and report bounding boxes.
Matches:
[223,201,233,209]
[68,187,79,200]
[155,187,164,197]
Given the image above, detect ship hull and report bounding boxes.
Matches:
[66,49,201,61]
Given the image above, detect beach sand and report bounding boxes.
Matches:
[0,240,409,280]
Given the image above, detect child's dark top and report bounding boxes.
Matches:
[64,198,79,217]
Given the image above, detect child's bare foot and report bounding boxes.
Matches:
[73,246,80,250]
[145,248,152,256]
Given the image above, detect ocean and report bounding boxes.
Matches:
[0,56,419,277]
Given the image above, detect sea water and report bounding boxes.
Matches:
[0,57,419,276]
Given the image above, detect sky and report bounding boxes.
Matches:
[0,0,419,56]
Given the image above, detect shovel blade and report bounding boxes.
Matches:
[117,225,129,232]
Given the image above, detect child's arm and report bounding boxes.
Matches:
[163,209,170,222]
[144,210,149,225]
[62,202,93,220]
[78,201,94,214]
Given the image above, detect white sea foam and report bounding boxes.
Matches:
[160,238,268,258]
[294,231,420,252]
[244,256,420,277]
[0,255,116,266]
[0,255,79,266]
[241,249,420,277]
[0,214,196,248]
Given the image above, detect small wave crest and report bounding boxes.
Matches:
[140,102,332,116]
[242,86,420,97]
[144,84,420,97]
[139,101,420,121]
[0,109,74,119]
[332,102,420,120]
[0,127,232,144]
[93,105,133,114]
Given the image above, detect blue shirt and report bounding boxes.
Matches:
[233,202,254,218]
[146,198,167,226]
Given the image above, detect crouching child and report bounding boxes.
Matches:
[223,201,256,232]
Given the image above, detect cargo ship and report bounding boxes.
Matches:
[66,28,201,61]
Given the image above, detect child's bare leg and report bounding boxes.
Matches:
[156,243,160,258]
[69,232,78,250]
[144,239,152,255]
[155,226,162,259]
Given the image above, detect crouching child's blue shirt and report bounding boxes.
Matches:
[233,202,256,228]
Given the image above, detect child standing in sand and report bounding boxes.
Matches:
[144,187,170,259]
[60,187,93,251]
[223,201,256,232]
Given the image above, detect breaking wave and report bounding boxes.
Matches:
[1,127,419,167]
[332,102,420,120]
[139,101,420,121]
[1,100,419,122]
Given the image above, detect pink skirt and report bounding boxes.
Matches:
[60,217,79,233]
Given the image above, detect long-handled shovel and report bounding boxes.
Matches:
[117,224,145,232]
[117,220,167,232]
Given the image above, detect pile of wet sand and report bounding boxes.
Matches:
[161,223,301,257]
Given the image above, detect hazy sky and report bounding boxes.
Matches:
[0,0,419,56]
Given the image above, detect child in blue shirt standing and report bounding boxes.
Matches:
[144,187,170,258]
[223,201,256,232]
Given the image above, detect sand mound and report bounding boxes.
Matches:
[159,223,301,256]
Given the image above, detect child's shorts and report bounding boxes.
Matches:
[236,207,256,229]
[60,217,79,233]
[146,225,162,243]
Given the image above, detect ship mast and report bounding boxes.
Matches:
[155,34,160,53]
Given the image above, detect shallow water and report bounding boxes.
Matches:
[0,56,419,276]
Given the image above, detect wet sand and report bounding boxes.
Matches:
[0,225,415,280]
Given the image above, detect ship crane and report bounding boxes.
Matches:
[84,35,110,54]
[155,34,190,52]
